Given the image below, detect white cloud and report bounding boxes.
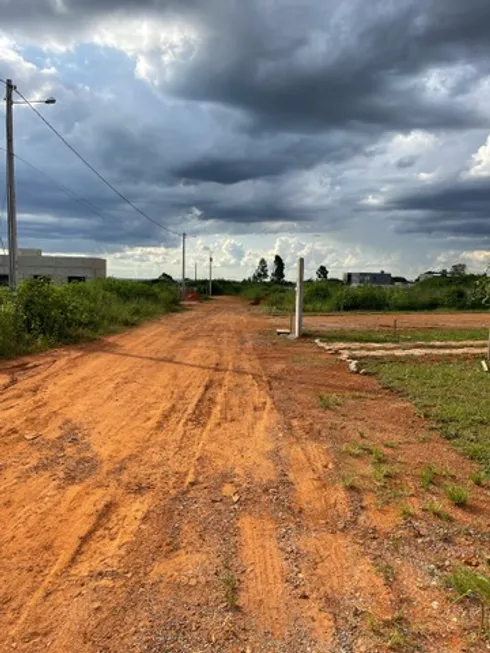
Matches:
[417,170,439,183]
[389,130,438,156]
[359,194,384,207]
[467,135,490,178]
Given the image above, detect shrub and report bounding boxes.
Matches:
[0,278,180,359]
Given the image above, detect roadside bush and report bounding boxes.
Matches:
[0,278,180,359]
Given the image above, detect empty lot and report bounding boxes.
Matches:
[1,298,489,652]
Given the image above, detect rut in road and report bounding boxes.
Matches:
[1,297,490,652]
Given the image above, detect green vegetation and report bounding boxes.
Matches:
[341,474,358,489]
[446,567,490,636]
[444,484,469,506]
[318,392,342,410]
[0,277,180,359]
[420,464,437,489]
[370,358,490,474]
[424,501,452,521]
[311,328,487,343]
[222,571,239,609]
[258,274,488,313]
[373,463,395,486]
[471,471,487,486]
[399,503,415,520]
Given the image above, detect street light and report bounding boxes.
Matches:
[5,79,57,289]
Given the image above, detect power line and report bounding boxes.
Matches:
[0,144,125,227]
[13,85,181,238]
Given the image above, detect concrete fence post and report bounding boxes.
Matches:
[294,257,304,338]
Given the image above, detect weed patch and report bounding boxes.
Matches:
[370,358,490,474]
[444,484,469,506]
[318,393,342,410]
[424,501,452,522]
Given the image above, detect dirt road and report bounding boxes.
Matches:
[1,298,489,652]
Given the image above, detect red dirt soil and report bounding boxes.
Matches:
[1,298,489,652]
[275,311,490,332]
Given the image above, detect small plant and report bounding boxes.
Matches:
[375,560,396,584]
[318,393,341,410]
[424,501,452,522]
[341,443,362,457]
[371,447,388,464]
[399,503,415,520]
[387,626,409,649]
[444,484,469,506]
[420,464,436,489]
[341,474,358,490]
[373,464,395,486]
[222,572,239,609]
[446,566,490,637]
[384,441,399,449]
[471,471,487,486]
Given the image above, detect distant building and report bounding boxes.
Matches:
[344,271,393,287]
[418,271,444,281]
[0,249,106,286]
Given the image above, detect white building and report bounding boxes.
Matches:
[0,249,106,286]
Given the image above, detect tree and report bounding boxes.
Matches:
[271,255,285,284]
[450,263,467,277]
[316,265,329,280]
[252,258,269,282]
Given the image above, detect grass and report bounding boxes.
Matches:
[424,501,452,522]
[446,567,490,636]
[370,358,490,474]
[399,503,415,520]
[366,612,413,650]
[0,278,180,359]
[471,471,487,486]
[373,463,395,486]
[384,440,399,449]
[222,571,239,609]
[318,392,342,410]
[444,484,469,506]
[420,464,436,489]
[341,443,363,457]
[341,474,358,490]
[312,328,487,344]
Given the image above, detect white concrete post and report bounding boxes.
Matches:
[294,257,304,338]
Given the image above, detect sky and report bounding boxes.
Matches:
[1,0,490,281]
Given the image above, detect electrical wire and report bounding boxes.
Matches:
[13,85,182,238]
[0,145,128,227]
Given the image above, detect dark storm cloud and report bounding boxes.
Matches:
[3,0,490,251]
[391,179,490,238]
[171,131,369,185]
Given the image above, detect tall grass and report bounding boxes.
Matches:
[0,278,180,359]
[256,279,488,313]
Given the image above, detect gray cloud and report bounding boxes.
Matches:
[391,179,490,239]
[2,0,490,260]
[396,156,418,169]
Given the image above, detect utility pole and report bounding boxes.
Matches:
[181,232,186,297]
[294,257,304,338]
[209,254,213,296]
[195,262,197,282]
[5,79,18,290]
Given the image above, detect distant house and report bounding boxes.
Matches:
[418,271,445,281]
[343,271,393,287]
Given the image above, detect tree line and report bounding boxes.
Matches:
[251,256,329,283]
